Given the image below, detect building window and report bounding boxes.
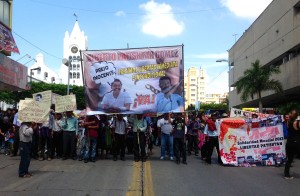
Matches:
[70,65,72,70]
[77,64,80,70]
[191,79,196,82]
[73,64,76,70]
[70,72,72,79]
[44,72,48,80]
[51,77,55,83]
[0,1,11,27]
[191,89,195,91]
[73,72,76,78]
[191,94,195,96]
[77,72,80,79]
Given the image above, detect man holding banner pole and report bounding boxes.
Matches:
[62,111,78,160]
[128,114,147,162]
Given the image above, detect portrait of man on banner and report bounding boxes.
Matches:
[99,78,133,113]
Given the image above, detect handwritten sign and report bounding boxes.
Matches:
[18,100,50,123]
[32,90,52,103]
[55,95,77,113]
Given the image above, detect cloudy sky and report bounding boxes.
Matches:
[11,0,272,94]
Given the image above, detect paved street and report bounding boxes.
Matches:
[0,147,299,196]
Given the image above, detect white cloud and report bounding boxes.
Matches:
[139,0,184,37]
[191,52,228,59]
[115,11,126,17]
[221,0,272,19]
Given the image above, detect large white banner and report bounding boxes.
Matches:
[82,45,184,115]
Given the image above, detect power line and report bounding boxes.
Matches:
[29,0,226,15]
[206,68,228,85]
[12,30,62,60]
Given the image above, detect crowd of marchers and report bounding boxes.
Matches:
[0,107,299,179]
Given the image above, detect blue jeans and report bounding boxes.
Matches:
[84,137,97,159]
[161,133,174,157]
[19,141,32,176]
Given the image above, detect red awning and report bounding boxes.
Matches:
[0,22,19,54]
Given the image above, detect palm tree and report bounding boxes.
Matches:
[233,60,283,113]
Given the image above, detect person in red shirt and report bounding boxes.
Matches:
[83,115,99,162]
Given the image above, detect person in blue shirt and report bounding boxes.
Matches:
[62,111,78,160]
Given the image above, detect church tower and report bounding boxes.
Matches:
[59,18,88,86]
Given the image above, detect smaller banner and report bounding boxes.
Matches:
[230,108,269,118]
[0,22,19,54]
[0,53,27,90]
[32,90,52,103]
[219,117,285,166]
[55,95,77,113]
[18,100,51,123]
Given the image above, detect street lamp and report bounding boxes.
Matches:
[30,67,41,84]
[216,59,230,109]
[62,56,81,95]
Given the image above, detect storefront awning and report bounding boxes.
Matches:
[0,22,19,54]
[0,53,27,91]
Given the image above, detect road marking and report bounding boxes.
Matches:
[126,162,142,196]
[144,161,154,196]
[126,161,154,196]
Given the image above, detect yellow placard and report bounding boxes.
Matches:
[55,95,77,113]
[18,100,51,123]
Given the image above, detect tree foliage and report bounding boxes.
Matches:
[233,60,283,113]
[0,82,86,110]
[186,103,228,112]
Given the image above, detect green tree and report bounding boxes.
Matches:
[0,82,86,110]
[233,60,283,113]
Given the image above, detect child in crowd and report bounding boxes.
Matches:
[7,126,15,155]
[99,115,112,159]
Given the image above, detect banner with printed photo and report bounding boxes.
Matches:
[82,45,184,115]
[230,108,270,118]
[219,118,285,166]
[32,90,52,104]
[55,95,77,113]
[18,99,51,123]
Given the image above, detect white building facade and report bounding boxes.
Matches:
[59,20,88,86]
[184,67,206,109]
[27,53,61,84]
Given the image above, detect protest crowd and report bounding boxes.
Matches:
[0,106,299,179]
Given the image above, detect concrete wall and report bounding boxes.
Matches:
[228,0,300,108]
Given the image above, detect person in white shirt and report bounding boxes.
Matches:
[111,114,128,161]
[157,113,174,161]
[100,79,132,113]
